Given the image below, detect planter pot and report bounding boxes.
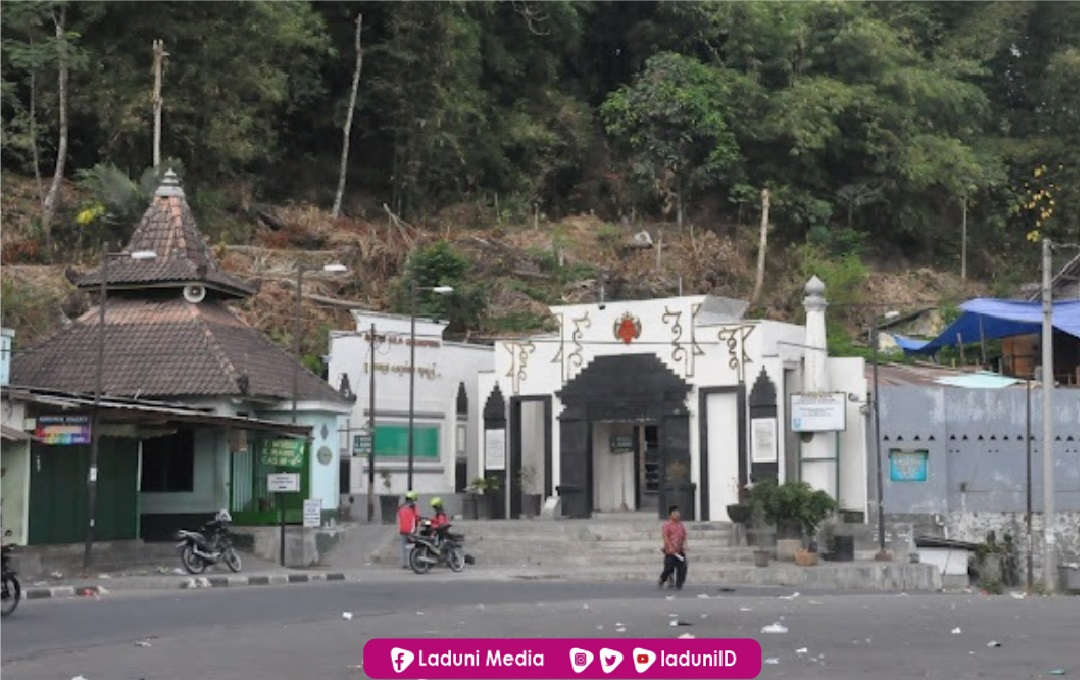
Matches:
[726,504,752,525]
[795,549,818,567]
[462,495,479,520]
[776,538,803,563]
[753,549,770,568]
[378,495,399,525]
[476,493,495,520]
[521,494,543,519]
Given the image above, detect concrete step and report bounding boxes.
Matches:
[495,563,942,591]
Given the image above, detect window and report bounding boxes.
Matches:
[141,430,196,492]
[374,424,440,459]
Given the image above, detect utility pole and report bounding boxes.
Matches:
[1040,237,1056,591]
[152,39,167,168]
[367,323,377,523]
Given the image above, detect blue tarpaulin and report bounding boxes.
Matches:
[892,298,1080,355]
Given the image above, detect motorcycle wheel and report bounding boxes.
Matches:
[1,575,21,617]
[409,546,432,575]
[448,547,465,573]
[224,547,242,573]
[181,545,207,575]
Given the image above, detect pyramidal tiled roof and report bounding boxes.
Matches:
[77,170,255,299]
[10,297,348,404]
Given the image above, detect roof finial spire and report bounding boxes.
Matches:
[155,169,184,198]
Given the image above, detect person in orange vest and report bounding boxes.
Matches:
[397,491,420,569]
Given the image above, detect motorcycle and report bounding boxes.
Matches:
[1,544,20,617]
[408,519,467,574]
[175,509,242,575]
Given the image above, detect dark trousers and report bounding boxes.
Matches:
[660,553,687,588]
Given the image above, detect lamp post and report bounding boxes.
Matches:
[85,248,157,570]
[291,263,349,424]
[871,309,900,561]
[407,281,453,490]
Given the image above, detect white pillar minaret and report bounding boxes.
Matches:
[800,275,836,497]
[803,275,829,393]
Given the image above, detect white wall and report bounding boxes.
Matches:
[591,422,635,512]
[519,400,546,495]
[705,390,741,518]
[1,397,30,545]
[329,312,493,496]
[828,356,869,513]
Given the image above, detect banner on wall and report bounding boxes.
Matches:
[34,415,91,445]
[484,428,506,471]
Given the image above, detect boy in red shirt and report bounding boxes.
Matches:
[659,504,688,590]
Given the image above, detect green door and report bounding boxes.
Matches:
[28,438,139,544]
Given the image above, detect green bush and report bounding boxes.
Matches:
[749,479,838,537]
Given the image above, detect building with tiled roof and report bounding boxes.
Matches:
[8,171,351,551]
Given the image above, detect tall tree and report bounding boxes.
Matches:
[331,12,363,219]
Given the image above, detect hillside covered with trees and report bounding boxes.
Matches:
[2,1,1078,361]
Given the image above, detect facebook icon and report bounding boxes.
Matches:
[390,647,415,674]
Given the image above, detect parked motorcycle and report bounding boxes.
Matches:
[2,544,21,617]
[408,519,466,574]
[175,509,242,575]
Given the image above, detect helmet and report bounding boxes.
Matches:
[431,497,443,508]
[405,490,418,501]
[216,509,233,523]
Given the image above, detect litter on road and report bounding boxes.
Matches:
[342,612,353,620]
[761,623,788,634]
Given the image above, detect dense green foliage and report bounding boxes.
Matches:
[4,1,1079,270]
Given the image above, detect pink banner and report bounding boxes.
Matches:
[363,638,762,679]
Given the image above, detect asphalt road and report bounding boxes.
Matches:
[1,578,1076,680]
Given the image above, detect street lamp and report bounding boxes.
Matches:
[85,248,157,569]
[871,309,900,562]
[292,263,349,424]
[407,281,454,490]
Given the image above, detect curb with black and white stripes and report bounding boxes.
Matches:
[25,572,348,600]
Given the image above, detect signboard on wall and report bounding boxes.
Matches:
[261,439,305,469]
[267,473,300,492]
[889,449,929,482]
[484,428,506,471]
[751,418,778,463]
[790,392,847,432]
[303,498,322,527]
[34,415,91,445]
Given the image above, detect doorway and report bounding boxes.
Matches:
[636,424,660,512]
[556,354,692,519]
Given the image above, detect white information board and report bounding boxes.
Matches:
[790,392,847,432]
[484,428,506,471]
[303,498,322,528]
[267,472,300,493]
[751,418,778,463]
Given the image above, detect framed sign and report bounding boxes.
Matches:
[751,418,778,463]
[790,392,847,432]
[267,473,300,492]
[484,428,506,471]
[609,435,634,454]
[34,415,91,445]
[261,439,304,469]
[889,449,929,482]
[303,498,322,527]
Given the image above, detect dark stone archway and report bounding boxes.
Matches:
[555,354,692,520]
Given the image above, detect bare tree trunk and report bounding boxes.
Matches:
[152,39,167,168]
[41,6,70,250]
[29,64,44,208]
[332,12,364,219]
[750,188,770,305]
[960,195,967,280]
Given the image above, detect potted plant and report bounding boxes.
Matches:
[378,469,399,525]
[726,479,752,525]
[662,460,696,521]
[466,476,500,519]
[749,480,837,557]
[516,464,542,519]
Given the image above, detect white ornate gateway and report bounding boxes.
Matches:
[478,281,869,522]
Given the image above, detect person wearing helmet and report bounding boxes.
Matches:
[397,491,420,569]
[428,497,450,549]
